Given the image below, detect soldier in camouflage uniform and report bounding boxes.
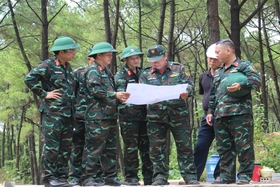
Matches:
[115,46,153,186]
[206,39,261,185]
[69,52,104,185]
[24,36,80,187]
[139,45,199,185]
[80,42,130,186]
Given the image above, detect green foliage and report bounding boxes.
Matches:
[253,92,280,172]
[1,156,32,184]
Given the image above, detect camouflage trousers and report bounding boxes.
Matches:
[147,120,197,182]
[81,119,118,183]
[41,113,73,182]
[214,114,254,181]
[69,121,85,180]
[120,120,153,183]
[70,121,103,181]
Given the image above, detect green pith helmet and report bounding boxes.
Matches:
[120,46,144,61]
[49,36,80,52]
[88,42,117,57]
[226,72,250,97]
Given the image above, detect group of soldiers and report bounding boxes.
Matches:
[24,36,261,187]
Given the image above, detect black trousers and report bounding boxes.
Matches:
[193,114,220,181]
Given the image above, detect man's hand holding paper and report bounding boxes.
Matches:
[125,83,189,105]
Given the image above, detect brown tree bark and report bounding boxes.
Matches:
[111,0,120,74]
[28,133,35,184]
[1,122,6,167]
[157,0,167,44]
[16,106,25,169]
[6,121,12,160]
[207,0,220,44]
[41,0,49,61]
[29,130,39,184]
[275,0,280,20]
[10,124,14,160]
[167,0,175,61]
[262,14,280,126]
[138,0,144,68]
[258,9,269,132]
[228,0,268,57]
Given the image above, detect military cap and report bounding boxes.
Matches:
[49,36,80,52]
[226,72,250,97]
[146,45,166,62]
[88,42,117,57]
[121,46,144,61]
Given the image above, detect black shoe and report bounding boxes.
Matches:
[124,178,140,186]
[104,179,122,186]
[184,178,199,185]
[152,179,169,186]
[212,179,235,184]
[45,179,69,187]
[236,179,249,185]
[144,180,153,185]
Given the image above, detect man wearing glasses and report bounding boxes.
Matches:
[25,36,80,187]
[80,42,130,186]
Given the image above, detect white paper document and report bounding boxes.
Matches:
[125,83,189,105]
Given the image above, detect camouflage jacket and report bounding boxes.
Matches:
[115,64,146,121]
[85,61,117,120]
[24,57,75,117]
[73,64,91,121]
[208,58,261,119]
[139,61,194,123]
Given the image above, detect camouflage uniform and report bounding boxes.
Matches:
[115,64,153,184]
[139,61,197,182]
[81,61,119,184]
[208,58,261,182]
[70,65,103,183]
[24,58,75,183]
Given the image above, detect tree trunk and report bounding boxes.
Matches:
[29,130,39,184]
[10,124,14,160]
[41,0,49,61]
[157,0,166,44]
[117,133,125,177]
[262,15,280,125]
[1,122,6,167]
[167,0,175,61]
[104,0,114,71]
[207,0,220,44]
[111,0,120,74]
[6,121,12,160]
[258,9,269,132]
[16,106,25,169]
[275,0,280,20]
[7,0,32,71]
[138,0,144,68]
[28,133,35,184]
[230,0,241,57]
[229,0,268,58]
